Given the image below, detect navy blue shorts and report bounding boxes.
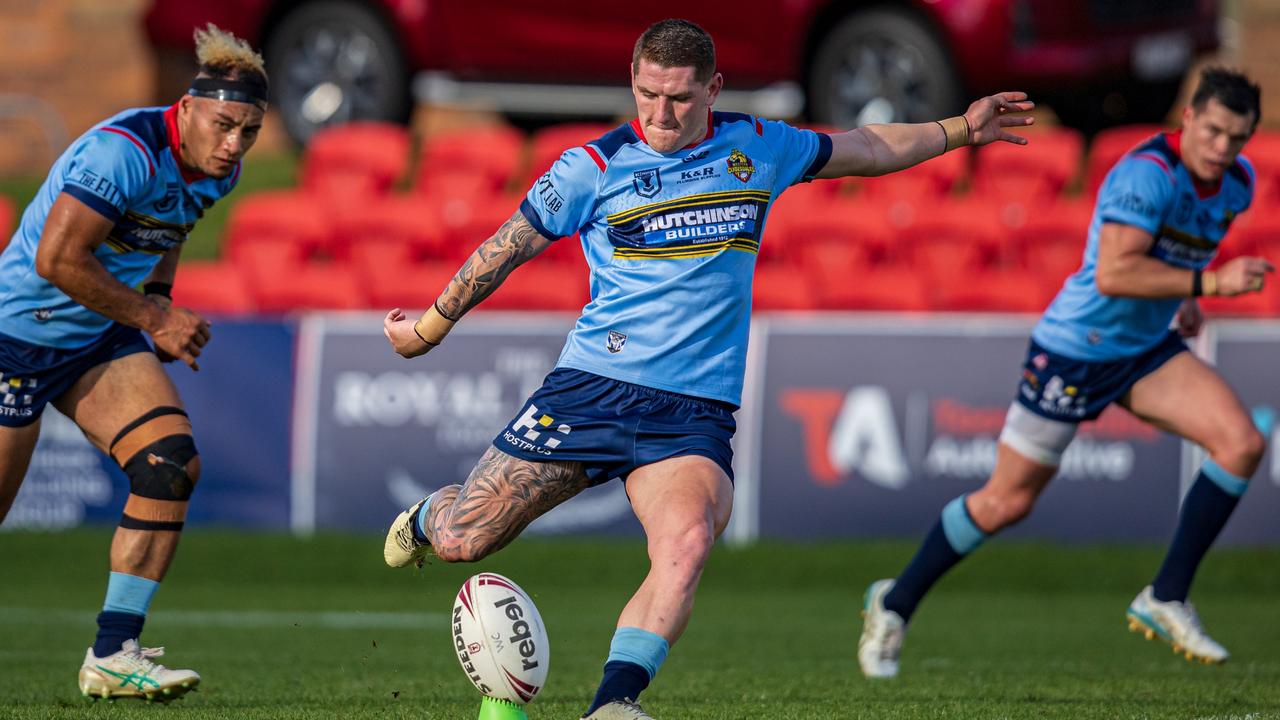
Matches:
[493,368,737,485]
[0,324,152,427]
[1015,331,1188,422]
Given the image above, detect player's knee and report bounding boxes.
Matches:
[973,489,1037,532]
[652,521,715,576]
[1219,425,1266,477]
[109,407,199,532]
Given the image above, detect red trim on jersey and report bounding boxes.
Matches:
[754,117,764,136]
[582,144,607,171]
[1133,152,1173,178]
[1165,130,1222,199]
[164,102,207,184]
[100,127,155,177]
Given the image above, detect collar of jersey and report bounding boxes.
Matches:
[1164,130,1224,200]
[629,109,715,154]
[164,102,208,185]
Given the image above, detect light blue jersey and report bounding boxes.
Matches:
[0,104,240,349]
[520,112,831,405]
[1033,131,1254,361]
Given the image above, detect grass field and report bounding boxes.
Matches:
[1,530,1278,719]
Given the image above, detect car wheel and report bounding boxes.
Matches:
[264,0,411,145]
[807,8,962,128]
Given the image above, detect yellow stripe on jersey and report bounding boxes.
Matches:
[104,235,168,255]
[613,236,760,260]
[606,189,772,224]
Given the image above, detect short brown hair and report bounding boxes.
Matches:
[632,19,715,83]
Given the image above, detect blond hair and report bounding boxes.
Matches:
[193,23,267,83]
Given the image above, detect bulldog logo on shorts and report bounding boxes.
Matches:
[606,330,627,354]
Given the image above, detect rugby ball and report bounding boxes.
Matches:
[452,572,550,705]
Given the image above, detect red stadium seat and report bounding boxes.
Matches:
[934,269,1054,313]
[252,262,368,312]
[894,201,1006,281]
[416,124,525,195]
[973,127,1084,207]
[1086,124,1166,195]
[858,146,970,201]
[816,265,933,311]
[356,258,459,310]
[753,265,816,310]
[760,182,840,265]
[330,195,445,261]
[1243,130,1280,204]
[787,199,892,281]
[171,261,255,315]
[0,194,14,249]
[1010,200,1093,284]
[477,262,589,312]
[301,121,411,199]
[526,123,616,186]
[223,190,335,262]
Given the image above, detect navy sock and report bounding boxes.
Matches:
[883,496,987,623]
[94,611,145,657]
[1152,464,1246,603]
[586,661,651,714]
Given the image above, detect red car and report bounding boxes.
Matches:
[144,0,1219,145]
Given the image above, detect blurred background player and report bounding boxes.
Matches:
[381,18,1034,720]
[0,24,266,701]
[859,67,1271,679]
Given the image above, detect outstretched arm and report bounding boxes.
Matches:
[384,210,554,358]
[816,91,1036,179]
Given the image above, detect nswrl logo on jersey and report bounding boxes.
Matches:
[633,168,662,198]
[502,403,573,456]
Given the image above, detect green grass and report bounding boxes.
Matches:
[0,151,300,261]
[1,531,1278,719]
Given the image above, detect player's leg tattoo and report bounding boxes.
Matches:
[426,447,589,562]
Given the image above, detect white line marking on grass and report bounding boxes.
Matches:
[0,608,448,630]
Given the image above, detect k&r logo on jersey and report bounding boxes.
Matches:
[502,403,573,456]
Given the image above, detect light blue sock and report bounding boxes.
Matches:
[102,572,160,615]
[940,495,987,554]
[412,494,433,544]
[606,627,669,680]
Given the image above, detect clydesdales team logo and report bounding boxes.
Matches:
[632,168,662,198]
[0,373,36,408]
[503,403,573,456]
[726,149,755,182]
[606,330,627,354]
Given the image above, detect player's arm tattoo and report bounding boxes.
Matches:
[437,212,554,319]
[426,447,590,561]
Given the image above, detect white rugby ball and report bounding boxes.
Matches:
[451,572,550,705]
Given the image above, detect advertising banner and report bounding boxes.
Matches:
[291,313,642,536]
[4,320,295,531]
[1203,323,1280,545]
[749,316,1185,542]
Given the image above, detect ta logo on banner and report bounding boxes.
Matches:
[632,168,661,198]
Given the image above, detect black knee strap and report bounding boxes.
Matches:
[122,434,199,501]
